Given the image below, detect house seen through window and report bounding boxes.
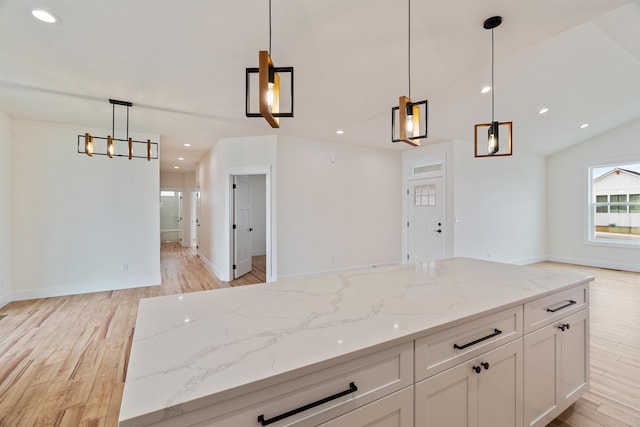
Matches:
[590,163,640,243]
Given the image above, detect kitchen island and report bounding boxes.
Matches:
[119,258,593,427]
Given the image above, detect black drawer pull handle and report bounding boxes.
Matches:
[453,329,502,350]
[257,382,358,426]
[546,300,577,313]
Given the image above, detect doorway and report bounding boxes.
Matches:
[229,172,269,282]
[407,176,446,262]
[160,190,181,243]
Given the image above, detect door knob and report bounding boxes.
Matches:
[249,228,254,232]
[434,229,442,233]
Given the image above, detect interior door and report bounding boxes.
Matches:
[233,175,252,278]
[407,177,445,263]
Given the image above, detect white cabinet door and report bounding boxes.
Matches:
[318,387,413,427]
[477,339,523,427]
[415,356,476,427]
[561,309,589,405]
[524,309,589,427]
[523,321,561,427]
[415,339,522,427]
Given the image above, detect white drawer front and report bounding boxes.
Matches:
[415,306,523,381]
[152,342,413,427]
[318,387,414,427]
[523,284,588,334]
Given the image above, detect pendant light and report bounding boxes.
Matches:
[392,0,428,146]
[245,0,294,128]
[474,16,512,157]
[77,99,158,160]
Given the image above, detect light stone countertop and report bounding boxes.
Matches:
[119,257,593,426]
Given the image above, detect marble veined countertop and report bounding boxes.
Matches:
[119,257,592,426]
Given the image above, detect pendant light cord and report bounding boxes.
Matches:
[269,0,272,56]
[491,27,495,122]
[408,0,411,99]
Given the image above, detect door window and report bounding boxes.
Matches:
[415,184,436,207]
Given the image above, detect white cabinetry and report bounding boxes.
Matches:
[524,309,589,427]
[415,338,523,427]
[319,387,413,427]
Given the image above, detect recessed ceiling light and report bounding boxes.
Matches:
[481,86,491,94]
[538,108,549,114]
[580,123,589,129]
[336,130,344,135]
[183,143,191,147]
[174,166,180,169]
[32,9,58,23]
[178,157,184,160]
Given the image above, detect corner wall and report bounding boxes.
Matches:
[11,119,161,300]
[547,118,640,271]
[452,140,547,265]
[196,135,277,281]
[276,135,402,277]
[0,113,12,308]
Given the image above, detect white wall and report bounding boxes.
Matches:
[11,119,160,300]
[196,135,277,280]
[452,140,547,265]
[0,113,12,308]
[547,118,640,271]
[250,174,267,256]
[276,135,401,278]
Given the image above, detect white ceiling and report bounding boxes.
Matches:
[1,0,639,172]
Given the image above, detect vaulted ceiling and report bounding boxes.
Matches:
[1,0,639,172]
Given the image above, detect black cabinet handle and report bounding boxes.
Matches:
[481,362,490,370]
[454,329,502,350]
[557,323,570,332]
[546,300,577,313]
[257,382,358,426]
[473,365,482,374]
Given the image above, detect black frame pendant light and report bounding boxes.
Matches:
[245,0,294,128]
[474,16,512,157]
[392,0,428,146]
[77,99,158,161]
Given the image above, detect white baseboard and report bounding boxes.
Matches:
[197,253,230,285]
[0,293,11,310]
[510,255,548,266]
[546,255,640,273]
[8,275,162,302]
[252,250,267,256]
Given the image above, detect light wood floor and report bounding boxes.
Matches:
[0,250,637,426]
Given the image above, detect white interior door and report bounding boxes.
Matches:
[234,175,252,278]
[407,177,446,262]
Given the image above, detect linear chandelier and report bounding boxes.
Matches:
[245,0,294,128]
[77,99,158,160]
[474,16,512,157]
[392,0,428,146]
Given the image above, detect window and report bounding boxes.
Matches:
[610,194,628,213]
[595,195,608,213]
[631,194,640,213]
[415,184,436,207]
[589,162,640,245]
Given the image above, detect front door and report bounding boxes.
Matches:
[407,177,446,262]
[233,175,252,278]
